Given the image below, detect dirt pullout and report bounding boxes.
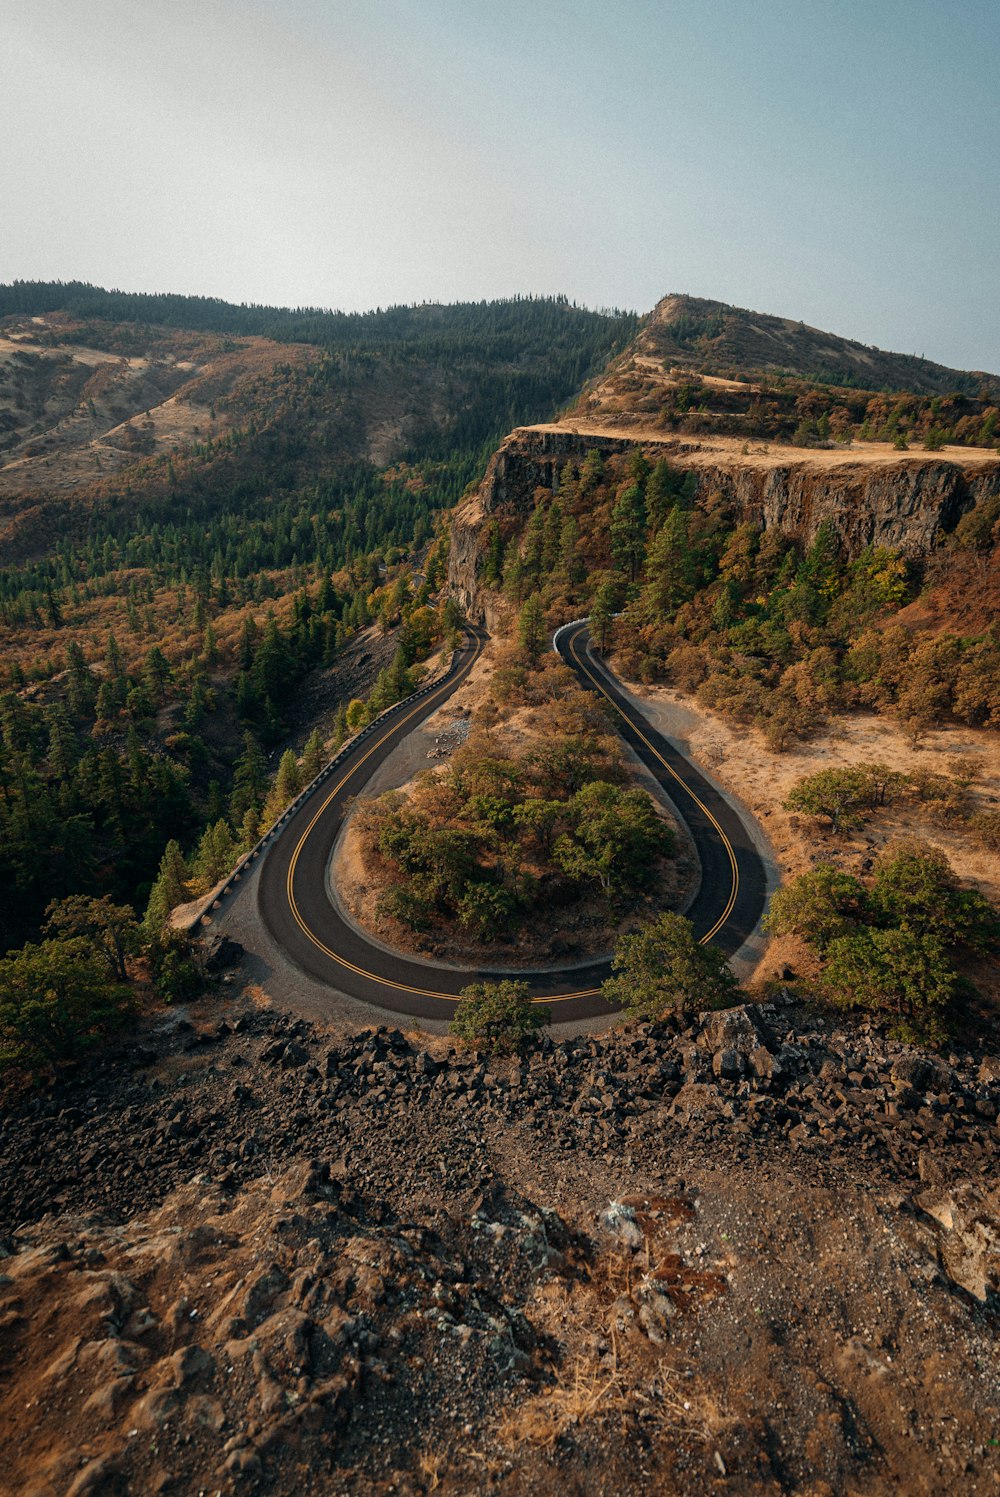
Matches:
[522,421,1000,471]
[0,989,998,1495]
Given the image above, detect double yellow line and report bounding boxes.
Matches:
[564,625,739,945]
[284,623,738,1007]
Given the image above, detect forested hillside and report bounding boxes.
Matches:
[475,443,1000,748]
[0,287,635,957]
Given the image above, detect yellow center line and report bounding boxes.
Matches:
[283,621,739,1008]
[565,626,739,942]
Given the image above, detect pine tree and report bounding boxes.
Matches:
[230,732,267,825]
[301,728,326,782]
[610,482,647,582]
[517,594,546,664]
[143,839,190,936]
[191,820,238,890]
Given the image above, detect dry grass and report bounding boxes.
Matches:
[523,419,1000,471]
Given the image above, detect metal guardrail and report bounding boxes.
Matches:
[183,643,463,933]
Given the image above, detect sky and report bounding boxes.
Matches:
[2,0,998,371]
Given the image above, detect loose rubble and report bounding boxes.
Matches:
[0,993,998,1494]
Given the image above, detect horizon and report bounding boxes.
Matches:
[1,2,998,374]
[5,277,998,380]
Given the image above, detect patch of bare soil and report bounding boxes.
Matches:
[0,988,998,1495]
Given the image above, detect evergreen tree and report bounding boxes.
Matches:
[229,732,268,826]
[517,594,546,664]
[301,728,326,782]
[143,839,190,936]
[610,482,647,581]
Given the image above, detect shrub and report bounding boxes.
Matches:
[764,864,865,952]
[456,882,517,940]
[820,929,956,1045]
[869,839,999,953]
[450,980,550,1055]
[602,912,740,1020]
[151,935,203,1004]
[0,937,133,1075]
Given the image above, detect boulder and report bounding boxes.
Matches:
[203,934,244,973]
[697,1005,771,1057]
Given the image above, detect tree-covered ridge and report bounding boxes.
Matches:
[0,529,455,957]
[606,367,1000,450]
[0,280,635,357]
[0,286,638,961]
[486,447,1000,748]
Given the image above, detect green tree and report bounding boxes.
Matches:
[191,819,239,891]
[456,882,517,940]
[643,506,694,616]
[554,782,672,897]
[869,839,999,953]
[610,482,647,582]
[143,839,191,936]
[450,979,549,1055]
[345,698,370,731]
[784,766,875,833]
[764,864,866,953]
[43,894,137,981]
[229,731,268,826]
[272,748,302,807]
[602,912,739,1020]
[142,645,172,704]
[301,728,326,782]
[821,928,956,1045]
[590,579,618,652]
[0,937,133,1074]
[517,594,547,664]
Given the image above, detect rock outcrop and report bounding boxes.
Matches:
[1,994,998,1493]
[449,425,1000,620]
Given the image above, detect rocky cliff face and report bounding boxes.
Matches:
[449,426,1000,619]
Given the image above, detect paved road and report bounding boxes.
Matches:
[256,623,767,1022]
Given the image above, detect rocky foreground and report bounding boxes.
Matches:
[1,985,998,1496]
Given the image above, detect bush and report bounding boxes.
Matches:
[869,839,999,953]
[602,912,740,1020]
[764,864,866,952]
[771,839,997,1045]
[450,980,550,1055]
[820,929,956,1045]
[151,935,203,1004]
[0,937,133,1075]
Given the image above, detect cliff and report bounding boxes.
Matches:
[449,425,1000,619]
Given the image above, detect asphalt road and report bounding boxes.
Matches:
[256,623,768,1022]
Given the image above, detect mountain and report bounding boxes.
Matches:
[621,292,1000,397]
[450,293,1000,746]
[0,285,636,558]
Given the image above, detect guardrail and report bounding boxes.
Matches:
[551,617,590,654]
[182,641,465,933]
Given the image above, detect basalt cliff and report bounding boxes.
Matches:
[449,425,1000,621]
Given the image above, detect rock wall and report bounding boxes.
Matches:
[449,427,1000,620]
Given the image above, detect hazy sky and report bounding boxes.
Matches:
[2,1,998,371]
